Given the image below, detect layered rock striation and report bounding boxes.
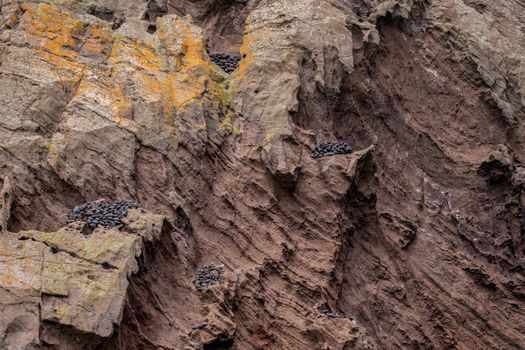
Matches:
[0,0,525,349]
[0,209,170,348]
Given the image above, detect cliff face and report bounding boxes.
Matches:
[0,0,525,349]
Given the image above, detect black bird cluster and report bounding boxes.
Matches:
[310,141,352,158]
[66,200,139,230]
[194,264,224,291]
[209,53,241,73]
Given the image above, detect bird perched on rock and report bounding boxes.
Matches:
[311,141,352,158]
[209,52,241,73]
[66,199,139,230]
[193,264,224,291]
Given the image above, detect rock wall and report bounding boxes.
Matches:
[0,0,525,349]
[0,210,169,349]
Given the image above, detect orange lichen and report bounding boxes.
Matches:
[26,4,82,58]
[21,3,84,75]
[81,23,112,58]
[109,37,166,113]
[109,37,161,73]
[73,79,132,127]
[19,2,220,131]
[0,239,40,290]
[107,19,216,118]
[235,17,255,80]
[159,19,214,112]
[109,87,133,121]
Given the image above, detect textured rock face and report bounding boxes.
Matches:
[0,210,169,349]
[1,0,525,349]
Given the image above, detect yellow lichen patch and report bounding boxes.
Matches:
[159,72,178,118]
[171,70,208,111]
[21,3,85,76]
[219,111,241,136]
[109,36,161,74]
[0,237,43,291]
[105,16,218,120]
[22,3,83,59]
[158,18,214,112]
[176,29,210,75]
[109,86,133,121]
[206,80,241,136]
[133,71,162,101]
[234,17,255,81]
[72,78,134,130]
[211,79,233,109]
[109,36,168,109]
[81,23,113,58]
[0,240,15,286]
[74,79,107,105]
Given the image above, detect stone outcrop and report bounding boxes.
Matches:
[0,210,169,349]
[1,0,525,349]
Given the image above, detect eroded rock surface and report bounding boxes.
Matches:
[1,0,525,349]
[0,210,168,349]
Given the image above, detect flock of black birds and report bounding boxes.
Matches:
[209,52,354,159]
[66,200,139,230]
[209,53,241,73]
[310,141,352,158]
[194,264,224,291]
[64,142,352,232]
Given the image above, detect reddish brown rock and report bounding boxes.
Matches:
[1,0,525,349]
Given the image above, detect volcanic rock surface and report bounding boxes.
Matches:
[0,0,525,349]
